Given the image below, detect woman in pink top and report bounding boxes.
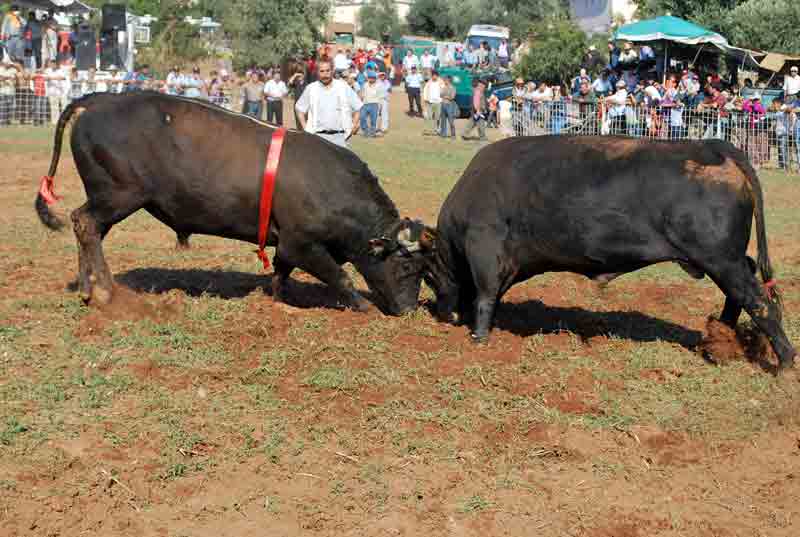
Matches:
[742,94,767,166]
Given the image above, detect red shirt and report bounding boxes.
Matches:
[33,74,46,97]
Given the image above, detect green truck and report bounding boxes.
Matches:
[437,66,515,118]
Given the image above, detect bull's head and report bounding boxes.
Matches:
[359,218,436,315]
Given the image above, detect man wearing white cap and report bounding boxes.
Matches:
[783,65,800,106]
[606,80,628,135]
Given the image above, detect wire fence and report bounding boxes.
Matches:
[0,74,243,127]
[500,100,800,172]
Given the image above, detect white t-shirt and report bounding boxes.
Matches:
[531,87,553,101]
[784,74,800,96]
[295,79,363,133]
[334,53,350,71]
[608,89,628,116]
[405,73,423,89]
[403,55,419,71]
[45,67,66,97]
[643,85,661,103]
[420,54,436,69]
[425,80,442,103]
[94,71,112,93]
[263,79,288,100]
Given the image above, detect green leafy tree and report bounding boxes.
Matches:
[406,0,459,39]
[358,0,403,42]
[724,0,800,54]
[224,0,329,69]
[515,19,587,86]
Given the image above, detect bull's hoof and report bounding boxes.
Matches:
[91,286,113,306]
[470,332,489,345]
[351,298,371,313]
[271,279,285,303]
[777,354,796,374]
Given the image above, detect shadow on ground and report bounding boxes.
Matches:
[488,300,703,350]
[115,267,365,311]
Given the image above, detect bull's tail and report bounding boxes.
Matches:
[722,143,782,316]
[35,93,107,231]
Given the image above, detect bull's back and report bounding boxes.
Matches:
[438,136,755,268]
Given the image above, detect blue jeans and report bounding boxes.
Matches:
[244,100,261,119]
[777,134,789,170]
[440,101,456,136]
[795,129,800,168]
[361,103,379,136]
[550,116,566,134]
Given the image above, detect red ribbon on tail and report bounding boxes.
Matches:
[39,175,61,205]
[256,128,287,270]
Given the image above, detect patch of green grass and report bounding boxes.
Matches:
[304,366,351,391]
[0,417,28,446]
[458,494,493,513]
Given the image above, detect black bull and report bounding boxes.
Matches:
[34,92,435,314]
[424,136,797,370]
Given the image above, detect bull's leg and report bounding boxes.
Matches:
[71,206,113,305]
[710,258,796,370]
[469,257,504,343]
[271,255,295,303]
[719,257,756,328]
[70,203,92,301]
[176,232,191,250]
[281,242,370,312]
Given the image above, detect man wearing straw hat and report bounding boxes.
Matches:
[783,65,800,107]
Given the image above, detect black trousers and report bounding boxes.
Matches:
[266,99,283,125]
[407,87,421,115]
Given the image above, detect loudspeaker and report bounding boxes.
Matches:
[102,4,126,32]
[75,25,97,71]
[100,30,120,69]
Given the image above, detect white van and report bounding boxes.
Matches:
[465,24,510,52]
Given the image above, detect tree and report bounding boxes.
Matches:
[724,0,800,54]
[406,0,459,39]
[358,0,402,42]
[515,19,587,86]
[224,0,329,69]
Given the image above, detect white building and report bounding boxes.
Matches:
[331,0,414,28]
[570,0,638,33]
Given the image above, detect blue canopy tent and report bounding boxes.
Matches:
[613,16,730,82]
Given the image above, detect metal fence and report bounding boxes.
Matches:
[0,75,242,127]
[502,100,800,172]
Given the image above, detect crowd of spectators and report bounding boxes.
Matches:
[502,39,800,171]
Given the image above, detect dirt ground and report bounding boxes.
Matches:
[1,94,799,537]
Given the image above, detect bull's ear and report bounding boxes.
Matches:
[419,227,437,251]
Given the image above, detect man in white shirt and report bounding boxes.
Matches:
[333,49,350,77]
[44,59,68,124]
[165,65,185,95]
[784,66,800,106]
[420,49,436,81]
[606,80,628,135]
[402,50,419,75]
[498,40,510,68]
[404,65,423,117]
[263,69,288,126]
[295,60,362,148]
[422,70,443,134]
[378,70,391,133]
[183,66,205,99]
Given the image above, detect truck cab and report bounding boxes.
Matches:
[465,24,510,53]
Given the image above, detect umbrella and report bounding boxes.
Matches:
[614,16,729,83]
[614,16,728,46]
